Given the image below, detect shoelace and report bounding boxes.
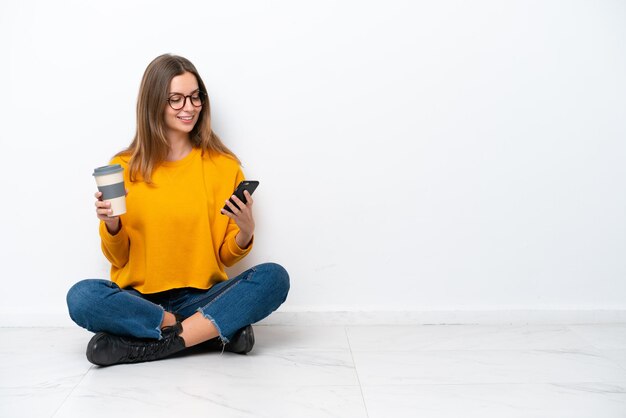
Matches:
[123,336,180,362]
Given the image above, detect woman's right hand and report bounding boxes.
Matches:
[95,191,121,235]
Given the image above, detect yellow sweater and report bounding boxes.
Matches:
[99,148,253,294]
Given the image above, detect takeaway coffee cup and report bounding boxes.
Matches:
[93,164,126,217]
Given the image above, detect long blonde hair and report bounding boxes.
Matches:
[117,54,239,183]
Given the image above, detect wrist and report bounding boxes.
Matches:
[236,231,253,249]
[105,219,121,235]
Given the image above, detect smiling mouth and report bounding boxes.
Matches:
[177,116,194,121]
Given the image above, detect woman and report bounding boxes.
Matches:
[66,54,290,366]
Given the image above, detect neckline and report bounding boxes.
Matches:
[161,147,199,168]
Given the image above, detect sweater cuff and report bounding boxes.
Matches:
[228,234,254,257]
[99,221,128,243]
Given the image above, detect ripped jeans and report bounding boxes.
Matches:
[66,263,290,343]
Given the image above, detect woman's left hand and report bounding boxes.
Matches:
[222,190,255,248]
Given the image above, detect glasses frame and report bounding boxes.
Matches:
[166,91,205,110]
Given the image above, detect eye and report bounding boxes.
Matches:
[169,95,183,103]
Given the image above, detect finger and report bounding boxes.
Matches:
[243,190,254,206]
[225,198,242,214]
[95,200,111,208]
[230,195,247,211]
[97,208,115,218]
[94,191,103,200]
[220,207,235,218]
[98,210,119,219]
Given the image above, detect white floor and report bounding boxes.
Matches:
[1,324,626,418]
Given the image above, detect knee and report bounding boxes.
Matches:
[66,279,111,323]
[256,262,290,301]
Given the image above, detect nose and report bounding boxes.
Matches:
[182,97,195,111]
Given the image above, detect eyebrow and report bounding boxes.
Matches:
[168,88,200,96]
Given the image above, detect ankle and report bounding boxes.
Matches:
[179,312,220,347]
[160,311,177,328]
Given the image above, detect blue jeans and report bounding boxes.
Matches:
[66,263,289,343]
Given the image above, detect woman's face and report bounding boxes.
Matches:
[163,71,202,139]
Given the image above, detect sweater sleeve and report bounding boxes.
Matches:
[99,220,130,268]
[218,168,254,267]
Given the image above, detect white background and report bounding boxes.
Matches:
[1,0,625,324]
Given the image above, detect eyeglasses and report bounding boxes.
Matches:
[166,91,205,110]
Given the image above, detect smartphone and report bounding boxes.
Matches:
[222,180,259,214]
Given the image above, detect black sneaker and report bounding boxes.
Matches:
[86,323,186,366]
[198,325,255,354]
